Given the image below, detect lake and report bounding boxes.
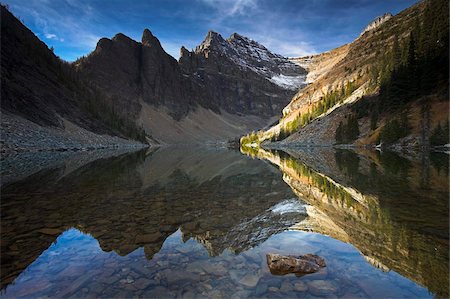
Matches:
[1,146,448,298]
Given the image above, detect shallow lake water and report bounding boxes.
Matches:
[1,147,448,298]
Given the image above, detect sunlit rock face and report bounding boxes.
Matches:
[241,146,449,298]
[359,13,393,37]
[0,147,305,289]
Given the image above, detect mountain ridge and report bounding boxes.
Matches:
[0,5,147,153]
[241,0,449,150]
[1,5,305,150]
[75,27,306,144]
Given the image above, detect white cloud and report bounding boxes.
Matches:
[264,38,317,57]
[194,0,315,57]
[9,0,101,59]
[7,0,317,61]
[44,32,65,42]
[44,33,57,39]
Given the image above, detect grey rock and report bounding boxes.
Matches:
[307,280,338,296]
[239,273,260,288]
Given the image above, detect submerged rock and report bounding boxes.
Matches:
[266,253,326,275]
[307,280,338,296]
[239,273,260,287]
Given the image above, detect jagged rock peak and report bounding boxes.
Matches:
[228,32,256,45]
[112,33,134,43]
[196,30,227,53]
[142,28,162,48]
[180,45,190,57]
[95,33,137,51]
[360,13,393,36]
[95,37,113,53]
[227,32,274,54]
[205,30,224,41]
[229,32,245,40]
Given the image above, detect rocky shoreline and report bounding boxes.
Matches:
[262,140,450,154]
[1,113,147,156]
[0,147,147,187]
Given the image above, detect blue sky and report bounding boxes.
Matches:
[5,0,418,62]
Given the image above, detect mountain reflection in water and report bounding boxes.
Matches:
[242,146,449,298]
[1,146,448,298]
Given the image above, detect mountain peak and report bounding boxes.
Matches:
[180,45,191,58]
[95,37,113,53]
[227,32,268,52]
[206,30,221,38]
[229,32,242,39]
[142,28,162,48]
[204,30,225,44]
[196,30,227,53]
[228,32,248,42]
[360,13,393,36]
[112,33,133,42]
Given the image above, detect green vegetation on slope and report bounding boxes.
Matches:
[2,4,147,143]
[335,114,360,144]
[378,111,410,144]
[271,81,359,142]
[378,0,448,108]
[346,0,448,146]
[56,61,148,142]
[430,121,449,146]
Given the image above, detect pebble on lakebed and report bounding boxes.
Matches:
[266,253,326,276]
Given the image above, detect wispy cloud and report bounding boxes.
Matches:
[7,0,101,60]
[199,0,257,17]
[44,33,57,39]
[193,0,316,57]
[44,33,64,42]
[261,38,317,57]
[4,0,418,61]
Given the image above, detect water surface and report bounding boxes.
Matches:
[1,147,448,298]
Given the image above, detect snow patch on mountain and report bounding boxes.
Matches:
[270,199,307,215]
[194,31,306,90]
[269,74,306,90]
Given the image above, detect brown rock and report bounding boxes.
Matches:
[302,253,326,267]
[266,253,326,275]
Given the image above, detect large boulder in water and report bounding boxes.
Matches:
[266,253,326,275]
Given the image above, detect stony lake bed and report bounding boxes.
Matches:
[1,147,448,298]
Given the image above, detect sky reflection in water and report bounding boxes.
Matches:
[0,147,447,298]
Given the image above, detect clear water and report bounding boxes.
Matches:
[1,147,448,298]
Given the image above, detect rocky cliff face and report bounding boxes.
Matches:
[75,29,306,143]
[0,6,146,153]
[244,0,448,148]
[290,44,349,84]
[179,31,306,117]
[359,13,393,37]
[75,29,193,120]
[2,4,306,148]
[78,29,306,121]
